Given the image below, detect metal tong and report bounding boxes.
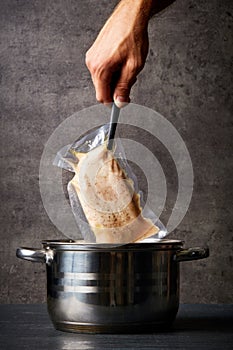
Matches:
[107,103,120,150]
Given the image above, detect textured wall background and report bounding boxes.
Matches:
[0,0,232,303]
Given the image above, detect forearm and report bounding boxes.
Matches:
[115,0,175,20]
[113,0,155,28]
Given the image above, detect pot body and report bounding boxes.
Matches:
[16,240,209,333]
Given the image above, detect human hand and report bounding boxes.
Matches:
[85,0,152,108]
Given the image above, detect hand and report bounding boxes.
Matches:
[85,0,152,108]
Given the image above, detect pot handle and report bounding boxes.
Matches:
[175,246,209,262]
[16,247,54,265]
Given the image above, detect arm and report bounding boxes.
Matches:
[86,0,174,107]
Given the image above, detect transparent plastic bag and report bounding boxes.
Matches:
[54,124,167,243]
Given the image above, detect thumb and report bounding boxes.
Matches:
[113,83,130,108]
[113,67,137,108]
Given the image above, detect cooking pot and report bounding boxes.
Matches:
[16,239,209,333]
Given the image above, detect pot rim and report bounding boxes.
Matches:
[41,238,184,251]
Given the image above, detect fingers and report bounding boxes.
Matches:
[85,51,112,106]
[86,65,113,106]
[113,63,137,108]
[86,52,138,107]
[93,67,136,108]
[94,77,113,107]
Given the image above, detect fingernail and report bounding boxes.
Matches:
[114,96,128,108]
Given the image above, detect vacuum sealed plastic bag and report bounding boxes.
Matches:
[54,124,167,243]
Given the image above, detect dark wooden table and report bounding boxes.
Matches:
[0,304,232,349]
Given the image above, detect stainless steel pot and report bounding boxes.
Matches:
[16,239,209,333]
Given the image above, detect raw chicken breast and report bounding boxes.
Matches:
[70,144,159,243]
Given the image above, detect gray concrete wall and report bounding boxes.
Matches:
[0,0,232,303]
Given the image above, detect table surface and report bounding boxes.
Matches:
[0,304,232,350]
